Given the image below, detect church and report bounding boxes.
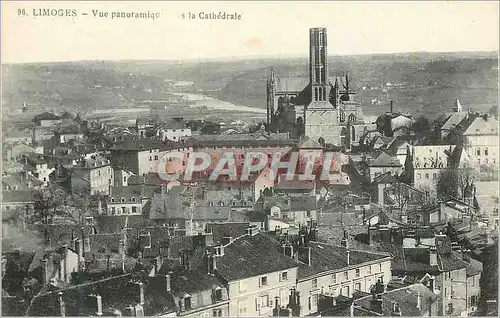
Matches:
[266,27,367,150]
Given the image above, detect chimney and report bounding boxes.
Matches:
[370,295,383,315]
[42,259,49,285]
[298,247,311,266]
[62,244,68,282]
[390,100,394,114]
[84,237,91,253]
[463,249,471,263]
[347,250,350,266]
[392,302,402,316]
[416,292,421,310]
[88,294,103,316]
[138,282,145,305]
[58,291,66,317]
[119,240,125,256]
[165,274,171,292]
[429,246,438,266]
[106,255,111,271]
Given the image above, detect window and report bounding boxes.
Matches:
[355,269,360,278]
[132,207,138,214]
[184,297,192,310]
[238,300,247,314]
[447,303,454,314]
[212,309,222,317]
[425,173,429,179]
[354,283,361,291]
[149,156,152,161]
[470,295,477,307]
[331,274,337,284]
[485,148,489,156]
[444,287,447,298]
[154,155,158,160]
[111,207,116,214]
[121,197,125,203]
[344,271,349,280]
[477,159,481,165]
[368,266,372,275]
[379,264,383,272]
[281,271,288,281]
[260,276,268,287]
[485,158,489,164]
[239,281,247,293]
[214,289,223,302]
[98,170,101,176]
[476,149,481,156]
[260,295,269,307]
[312,278,318,288]
[494,158,496,164]
[111,198,115,203]
[122,207,127,214]
[417,173,421,179]
[433,173,437,179]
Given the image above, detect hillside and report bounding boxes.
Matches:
[2,52,498,120]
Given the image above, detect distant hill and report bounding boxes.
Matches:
[2,51,498,119]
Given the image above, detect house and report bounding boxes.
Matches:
[55,124,84,144]
[352,283,439,316]
[2,172,43,191]
[367,152,403,182]
[33,112,61,127]
[71,154,114,195]
[256,194,318,228]
[462,115,498,168]
[3,129,32,145]
[214,229,299,317]
[293,240,392,316]
[21,153,55,187]
[158,119,192,142]
[106,185,151,216]
[4,143,44,162]
[110,137,191,176]
[390,114,414,132]
[412,145,456,195]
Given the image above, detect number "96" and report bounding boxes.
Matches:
[18,9,27,16]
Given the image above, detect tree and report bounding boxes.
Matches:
[32,188,67,224]
[436,167,477,200]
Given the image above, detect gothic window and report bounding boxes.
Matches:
[318,87,322,101]
[348,114,356,122]
[323,87,327,100]
[350,126,356,142]
[339,109,346,123]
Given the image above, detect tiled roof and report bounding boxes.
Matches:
[369,152,401,167]
[373,172,398,184]
[354,283,438,316]
[206,222,250,244]
[297,136,324,149]
[95,215,151,234]
[441,112,468,131]
[34,112,61,121]
[298,242,391,280]
[216,232,298,281]
[466,258,483,276]
[463,116,498,136]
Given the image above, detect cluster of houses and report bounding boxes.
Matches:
[1,96,498,317]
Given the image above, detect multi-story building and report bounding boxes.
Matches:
[21,152,54,187]
[71,154,114,195]
[462,116,498,168]
[33,112,61,127]
[367,152,403,182]
[158,119,192,142]
[294,240,392,316]
[412,145,456,195]
[215,229,299,317]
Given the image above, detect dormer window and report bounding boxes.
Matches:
[219,201,224,207]
[121,197,125,203]
[214,246,224,256]
[208,201,214,207]
[131,197,136,202]
[111,198,115,203]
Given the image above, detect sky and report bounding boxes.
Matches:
[2,1,499,63]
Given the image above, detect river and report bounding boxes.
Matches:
[172,92,267,114]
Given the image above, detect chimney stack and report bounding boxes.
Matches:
[347,250,350,266]
[390,100,394,114]
[416,292,421,310]
[429,246,438,266]
[165,274,171,292]
[138,282,145,305]
[62,244,68,282]
[370,295,383,315]
[58,291,66,317]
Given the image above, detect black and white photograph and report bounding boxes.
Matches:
[1,1,499,317]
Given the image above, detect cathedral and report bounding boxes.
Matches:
[266,28,366,149]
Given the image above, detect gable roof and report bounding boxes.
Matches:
[373,172,398,184]
[297,136,323,149]
[463,117,498,136]
[216,232,298,281]
[369,152,401,167]
[298,241,391,280]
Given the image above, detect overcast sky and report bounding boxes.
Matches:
[2,1,499,63]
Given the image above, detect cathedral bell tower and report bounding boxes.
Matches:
[309,28,329,103]
[304,28,341,146]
